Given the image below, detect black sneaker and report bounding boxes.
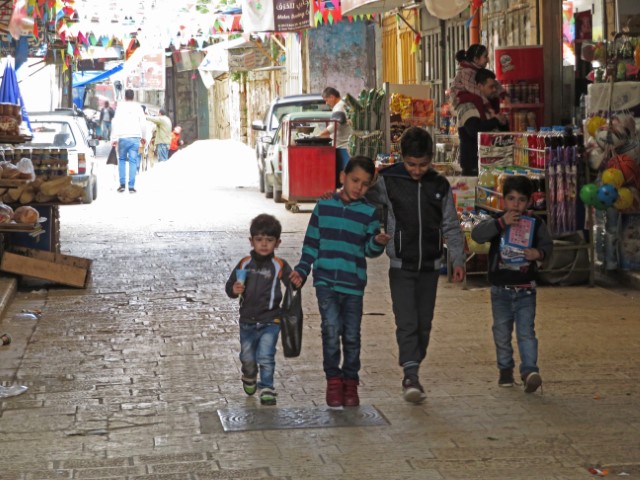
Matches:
[498,368,514,387]
[129,188,137,193]
[402,376,426,403]
[259,388,277,406]
[242,377,257,396]
[117,186,125,192]
[523,371,542,393]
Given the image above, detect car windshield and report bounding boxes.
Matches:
[28,122,77,148]
[270,102,329,130]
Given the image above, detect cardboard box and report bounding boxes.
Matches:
[1,248,92,288]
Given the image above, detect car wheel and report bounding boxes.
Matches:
[92,177,98,201]
[273,183,282,203]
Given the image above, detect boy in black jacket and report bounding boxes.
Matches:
[367,127,465,403]
[471,176,553,393]
[226,214,301,405]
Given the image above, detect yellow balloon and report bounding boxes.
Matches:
[587,116,606,137]
[602,168,625,188]
[613,187,633,210]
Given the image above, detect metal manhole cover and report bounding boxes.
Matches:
[203,405,389,433]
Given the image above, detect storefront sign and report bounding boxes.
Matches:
[274,0,310,31]
[125,50,165,91]
[242,0,310,32]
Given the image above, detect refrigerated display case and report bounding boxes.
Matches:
[494,46,545,132]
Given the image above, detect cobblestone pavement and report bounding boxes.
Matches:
[1,140,639,479]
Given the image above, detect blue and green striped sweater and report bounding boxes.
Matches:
[295,193,385,296]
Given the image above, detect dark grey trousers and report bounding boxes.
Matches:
[389,268,440,374]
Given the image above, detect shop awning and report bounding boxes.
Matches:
[341,0,409,17]
[72,63,124,87]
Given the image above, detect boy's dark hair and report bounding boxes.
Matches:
[475,68,496,85]
[344,155,375,177]
[455,44,488,63]
[322,87,340,99]
[250,214,282,239]
[400,126,433,158]
[502,175,533,199]
[125,89,134,100]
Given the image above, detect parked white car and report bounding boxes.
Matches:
[26,109,99,203]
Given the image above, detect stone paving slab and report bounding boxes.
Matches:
[1,145,639,479]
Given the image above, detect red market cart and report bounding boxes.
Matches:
[280,112,337,213]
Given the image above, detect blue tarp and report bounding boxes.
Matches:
[72,63,123,88]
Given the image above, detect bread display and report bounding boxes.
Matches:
[13,206,39,224]
[0,203,13,223]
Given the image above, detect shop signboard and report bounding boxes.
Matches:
[242,0,310,32]
[125,50,165,91]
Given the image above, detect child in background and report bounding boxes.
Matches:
[225,214,302,406]
[169,125,184,158]
[290,156,390,408]
[449,44,506,113]
[471,176,553,393]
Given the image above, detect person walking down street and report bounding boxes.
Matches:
[319,87,353,188]
[146,109,172,162]
[225,214,302,406]
[99,101,115,141]
[457,69,509,176]
[168,126,184,158]
[290,156,390,408]
[111,89,146,193]
[471,175,553,393]
[366,126,465,404]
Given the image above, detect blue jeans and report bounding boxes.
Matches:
[315,286,363,380]
[156,143,169,162]
[239,321,280,390]
[490,286,539,377]
[118,137,141,189]
[335,148,350,187]
[101,121,111,140]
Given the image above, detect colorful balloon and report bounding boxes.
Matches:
[613,187,633,210]
[601,168,625,188]
[596,184,619,207]
[579,183,598,205]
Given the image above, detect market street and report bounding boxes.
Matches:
[0,140,639,479]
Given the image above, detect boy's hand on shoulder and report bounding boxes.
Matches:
[289,271,303,289]
[320,190,335,200]
[502,210,521,225]
[375,232,391,245]
[232,282,245,296]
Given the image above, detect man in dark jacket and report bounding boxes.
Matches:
[367,127,465,404]
[456,68,509,176]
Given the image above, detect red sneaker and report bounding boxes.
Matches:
[343,378,360,407]
[326,377,344,407]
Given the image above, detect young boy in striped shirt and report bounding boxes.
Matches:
[291,156,391,407]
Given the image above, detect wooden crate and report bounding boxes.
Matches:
[0,248,91,288]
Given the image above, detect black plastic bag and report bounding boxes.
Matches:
[106,146,118,165]
[280,285,303,358]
